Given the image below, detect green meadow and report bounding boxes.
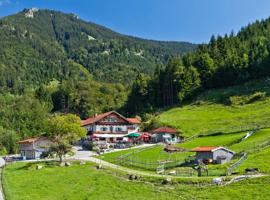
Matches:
[3,162,270,200]
[157,79,270,137]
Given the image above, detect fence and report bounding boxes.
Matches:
[226,153,247,176]
[199,123,270,137]
[246,138,270,154]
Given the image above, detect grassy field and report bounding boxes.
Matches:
[3,162,172,200]
[100,145,193,171]
[179,131,246,149]
[100,128,270,175]
[3,161,270,200]
[158,100,270,137]
[157,79,270,137]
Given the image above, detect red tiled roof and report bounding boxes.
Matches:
[81,111,140,126]
[192,146,221,152]
[127,118,141,124]
[81,111,113,126]
[17,137,48,144]
[151,127,178,134]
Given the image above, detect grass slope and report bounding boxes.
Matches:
[3,162,270,200]
[158,79,270,137]
[101,129,270,174]
[3,162,171,200]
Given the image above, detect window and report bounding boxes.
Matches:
[101,127,107,131]
[116,127,122,132]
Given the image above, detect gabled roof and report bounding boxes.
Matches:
[151,127,178,134]
[17,137,49,144]
[127,118,141,124]
[192,146,235,154]
[81,111,140,126]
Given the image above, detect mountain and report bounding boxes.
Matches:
[0,8,196,92]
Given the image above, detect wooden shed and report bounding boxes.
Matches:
[192,146,235,164]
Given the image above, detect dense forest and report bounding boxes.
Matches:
[124,17,270,114]
[0,8,196,154]
[0,8,196,91]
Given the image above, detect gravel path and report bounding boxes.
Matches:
[70,145,170,178]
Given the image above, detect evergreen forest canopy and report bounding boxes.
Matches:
[125,17,270,114]
[0,8,196,92]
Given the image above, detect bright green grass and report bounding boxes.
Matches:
[3,162,173,200]
[239,147,270,174]
[101,145,191,163]
[230,128,270,152]
[158,78,270,137]
[100,128,270,175]
[3,162,270,200]
[173,176,270,200]
[101,145,193,171]
[178,131,246,149]
[158,99,270,137]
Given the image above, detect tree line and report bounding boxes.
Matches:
[124,17,270,114]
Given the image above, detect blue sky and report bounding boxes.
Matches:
[1,0,270,43]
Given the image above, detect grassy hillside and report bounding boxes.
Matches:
[101,128,270,175]
[157,78,270,137]
[4,161,270,200]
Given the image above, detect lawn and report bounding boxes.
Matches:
[230,128,270,152]
[3,161,270,200]
[3,162,173,200]
[157,78,270,137]
[99,128,270,175]
[100,145,193,171]
[158,99,270,137]
[178,131,246,149]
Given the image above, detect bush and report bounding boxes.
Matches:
[82,141,94,151]
[229,92,266,106]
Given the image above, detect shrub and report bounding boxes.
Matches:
[229,92,266,106]
[82,141,94,151]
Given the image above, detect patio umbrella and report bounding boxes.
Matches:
[124,132,141,138]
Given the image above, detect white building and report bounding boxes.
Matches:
[18,137,52,159]
[81,111,141,142]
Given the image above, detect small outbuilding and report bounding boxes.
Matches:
[192,146,235,164]
[151,127,180,143]
[18,137,52,160]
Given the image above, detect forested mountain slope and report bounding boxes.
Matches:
[125,16,270,114]
[0,8,196,92]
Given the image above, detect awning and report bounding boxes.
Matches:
[124,132,141,138]
[92,134,126,138]
[140,133,151,138]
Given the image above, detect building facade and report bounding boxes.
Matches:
[81,111,140,142]
[192,146,235,164]
[18,137,52,160]
[151,127,180,143]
